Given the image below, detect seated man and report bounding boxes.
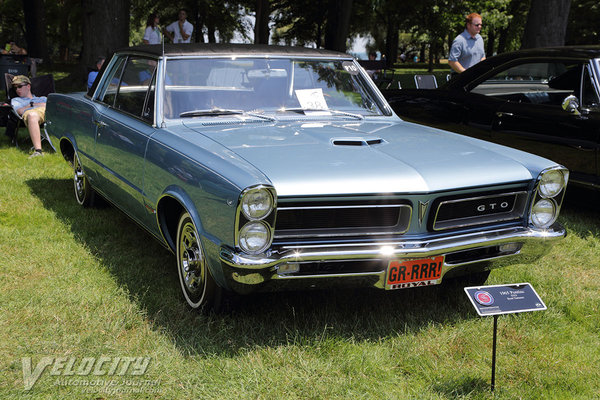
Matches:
[87,57,105,89]
[10,75,47,158]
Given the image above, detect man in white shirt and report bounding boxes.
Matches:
[164,9,193,43]
[10,75,47,157]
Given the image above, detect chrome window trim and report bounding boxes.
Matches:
[159,55,393,122]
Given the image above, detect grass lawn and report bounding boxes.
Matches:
[1,126,599,399]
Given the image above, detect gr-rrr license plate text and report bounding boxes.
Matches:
[386,256,444,289]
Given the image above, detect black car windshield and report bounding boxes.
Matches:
[163,57,387,119]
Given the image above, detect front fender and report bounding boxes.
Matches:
[158,185,232,290]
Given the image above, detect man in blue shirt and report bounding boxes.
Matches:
[448,13,486,74]
[10,75,47,157]
[87,57,105,90]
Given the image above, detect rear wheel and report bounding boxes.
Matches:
[176,211,222,311]
[73,153,95,207]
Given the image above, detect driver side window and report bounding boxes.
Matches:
[471,61,583,107]
[97,55,156,121]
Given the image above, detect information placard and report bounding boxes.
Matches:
[464,283,546,316]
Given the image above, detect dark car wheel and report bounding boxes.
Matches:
[176,211,222,311]
[73,153,95,207]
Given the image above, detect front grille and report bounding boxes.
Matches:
[278,260,386,276]
[431,190,529,231]
[275,197,412,239]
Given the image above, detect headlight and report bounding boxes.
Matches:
[239,221,271,254]
[241,187,274,220]
[538,169,566,198]
[530,199,556,228]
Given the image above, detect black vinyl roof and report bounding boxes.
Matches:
[118,43,351,59]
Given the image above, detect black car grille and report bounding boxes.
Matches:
[430,190,529,231]
[274,197,412,239]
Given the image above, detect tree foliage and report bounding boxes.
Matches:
[0,0,595,70]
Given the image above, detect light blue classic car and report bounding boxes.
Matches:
[46,44,568,310]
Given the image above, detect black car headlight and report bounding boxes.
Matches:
[530,167,568,229]
[236,185,276,255]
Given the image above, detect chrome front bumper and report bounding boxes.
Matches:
[219,224,565,292]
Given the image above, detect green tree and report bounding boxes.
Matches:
[566,0,600,45]
[521,0,572,48]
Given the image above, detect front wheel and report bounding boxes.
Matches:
[73,153,95,207]
[176,211,222,311]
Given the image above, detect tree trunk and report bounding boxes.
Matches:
[81,0,130,67]
[486,30,495,57]
[190,3,206,43]
[22,0,49,61]
[521,0,572,49]
[384,17,399,68]
[254,0,270,44]
[324,0,353,51]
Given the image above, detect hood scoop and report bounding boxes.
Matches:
[332,137,386,147]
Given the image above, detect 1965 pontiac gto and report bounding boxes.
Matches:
[46,44,568,310]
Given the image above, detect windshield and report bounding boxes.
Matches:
[163,57,388,119]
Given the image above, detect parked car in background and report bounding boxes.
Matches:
[383,46,600,189]
[46,44,568,311]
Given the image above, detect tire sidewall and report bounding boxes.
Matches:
[176,211,213,309]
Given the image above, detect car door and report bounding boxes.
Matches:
[489,61,600,185]
[93,55,158,225]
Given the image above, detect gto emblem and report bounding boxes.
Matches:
[477,201,509,212]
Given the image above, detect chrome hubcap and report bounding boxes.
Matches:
[179,222,204,294]
[74,158,86,200]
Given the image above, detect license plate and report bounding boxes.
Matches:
[386,256,444,290]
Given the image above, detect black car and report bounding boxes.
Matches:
[383,46,600,189]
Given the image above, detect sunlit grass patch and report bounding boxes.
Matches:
[1,141,599,399]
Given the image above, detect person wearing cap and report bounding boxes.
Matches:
[10,75,47,158]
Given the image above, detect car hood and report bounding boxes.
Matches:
[182,119,546,196]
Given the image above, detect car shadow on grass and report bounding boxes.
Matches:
[560,186,600,239]
[28,178,479,357]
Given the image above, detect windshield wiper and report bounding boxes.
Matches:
[277,107,364,120]
[180,108,275,121]
[180,108,244,118]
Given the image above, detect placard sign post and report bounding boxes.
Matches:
[464,283,546,391]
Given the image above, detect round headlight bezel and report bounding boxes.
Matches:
[238,221,271,254]
[241,187,274,220]
[530,199,557,228]
[538,169,566,199]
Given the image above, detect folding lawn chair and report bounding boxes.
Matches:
[414,74,438,89]
[4,73,56,151]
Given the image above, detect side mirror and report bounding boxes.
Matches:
[562,95,581,116]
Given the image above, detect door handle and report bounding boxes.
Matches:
[93,119,108,128]
[495,112,514,118]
